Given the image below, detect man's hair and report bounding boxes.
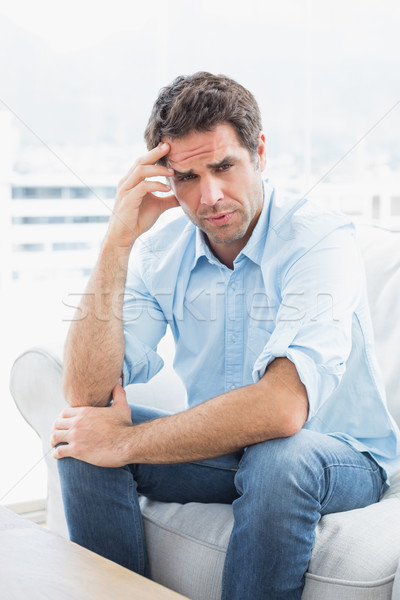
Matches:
[144,72,263,163]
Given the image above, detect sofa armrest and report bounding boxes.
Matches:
[9,342,186,536]
[10,345,69,536]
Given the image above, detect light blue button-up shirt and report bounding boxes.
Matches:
[123,181,400,481]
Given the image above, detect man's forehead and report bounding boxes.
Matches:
[167,143,224,167]
[163,123,243,169]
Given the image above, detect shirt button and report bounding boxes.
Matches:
[230,385,236,390]
[231,335,237,343]
[231,283,237,291]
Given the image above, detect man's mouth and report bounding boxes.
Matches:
[203,212,234,226]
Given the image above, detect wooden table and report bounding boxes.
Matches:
[0,506,189,599]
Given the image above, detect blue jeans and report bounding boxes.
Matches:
[57,404,385,599]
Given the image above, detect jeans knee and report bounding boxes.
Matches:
[57,455,134,503]
[56,454,107,492]
[57,455,86,480]
[236,431,322,496]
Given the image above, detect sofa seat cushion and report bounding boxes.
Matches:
[140,469,400,600]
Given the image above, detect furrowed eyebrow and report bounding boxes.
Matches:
[170,156,236,178]
[171,167,195,178]
[206,156,236,169]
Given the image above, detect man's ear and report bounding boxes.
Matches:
[256,132,267,172]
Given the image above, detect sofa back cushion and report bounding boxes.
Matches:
[356,224,400,427]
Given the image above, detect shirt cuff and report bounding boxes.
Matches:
[122,338,165,387]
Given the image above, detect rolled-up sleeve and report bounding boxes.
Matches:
[252,224,363,420]
[122,248,167,386]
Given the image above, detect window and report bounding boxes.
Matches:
[12,186,116,200]
[12,187,63,199]
[52,242,91,251]
[13,243,45,252]
[12,216,109,224]
[372,196,381,220]
[391,197,400,217]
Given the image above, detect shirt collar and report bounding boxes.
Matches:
[190,179,273,271]
[193,227,216,267]
[240,180,273,266]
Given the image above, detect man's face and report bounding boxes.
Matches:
[165,123,267,266]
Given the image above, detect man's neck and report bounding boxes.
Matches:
[206,201,264,269]
[207,238,246,270]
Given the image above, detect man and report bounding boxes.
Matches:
[52,72,400,599]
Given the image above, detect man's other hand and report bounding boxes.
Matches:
[51,384,133,467]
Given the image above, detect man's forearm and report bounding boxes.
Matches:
[122,358,309,464]
[52,358,308,466]
[62,241,133,407]
[62,143,177,408]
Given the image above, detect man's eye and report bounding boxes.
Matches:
[179,174,197,182]
[218,163,232,172]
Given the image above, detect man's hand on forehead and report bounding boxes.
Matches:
[105,142,179,247]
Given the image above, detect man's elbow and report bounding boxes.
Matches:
[280,395,309,437]
[62,373,75,405]
[62,377,87,407]
[282,410,307,437]
[62,374,111,408]
[257,357,309,438]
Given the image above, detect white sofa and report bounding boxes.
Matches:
[10,223,400,600]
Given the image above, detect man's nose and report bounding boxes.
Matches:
[200,177,223,206]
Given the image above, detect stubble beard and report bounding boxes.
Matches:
[199,178,264,246]
[201,209,250,245]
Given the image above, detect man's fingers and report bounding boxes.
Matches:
[51,429,69,448]
[140,192,179,217]
[111,383,127,405]
[53,416,75,431]
[52,442,70,460]
[131,179,172,196]
[121,164,174,194]
[136,142,170,166]
[59,406,80,418]
[119,143,171,187]
[156,193,180,210]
